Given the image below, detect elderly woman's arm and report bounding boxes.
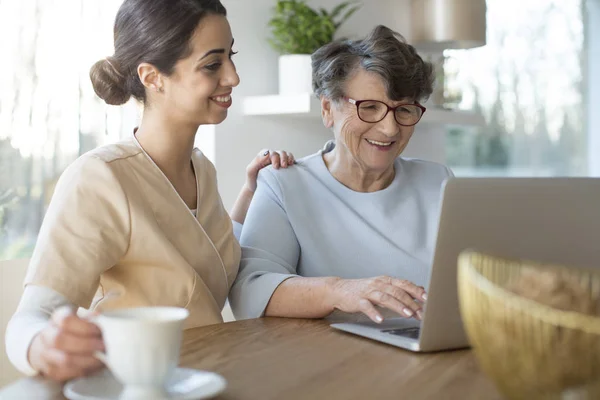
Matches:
[228,169,426,323]
[228,168,330,319]
[266,276,426,322]
[264,277,340,318]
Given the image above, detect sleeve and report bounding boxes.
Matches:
[5,285,74,376]
[228,169,300,320]
[24,155,131,308]
[232,220,243,242]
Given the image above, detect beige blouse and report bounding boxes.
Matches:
[24,136,240,329]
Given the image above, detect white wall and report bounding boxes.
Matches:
[215,0,423,209]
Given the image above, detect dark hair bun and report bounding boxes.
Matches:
[89,57,131,105]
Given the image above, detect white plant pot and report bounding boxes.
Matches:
[278,54,313,95]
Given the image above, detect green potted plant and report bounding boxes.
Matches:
[268,0,360,95]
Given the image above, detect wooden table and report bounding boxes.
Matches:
[0,318,503,399]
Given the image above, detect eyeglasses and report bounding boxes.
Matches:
[344,97,426,126]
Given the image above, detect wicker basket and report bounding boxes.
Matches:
[458,251,600,400]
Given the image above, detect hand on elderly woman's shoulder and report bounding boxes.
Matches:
[245,149,295,193]
[329,276,427,324]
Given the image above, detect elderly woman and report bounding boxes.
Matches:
[229,25,453,324]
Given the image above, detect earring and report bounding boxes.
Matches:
[155,86,163,93]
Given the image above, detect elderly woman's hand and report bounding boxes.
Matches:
[245,149,295,193]
[330,276,427,323]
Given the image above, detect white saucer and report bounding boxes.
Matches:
[63,367,227,400]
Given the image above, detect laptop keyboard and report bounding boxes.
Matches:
[381,326,420,339]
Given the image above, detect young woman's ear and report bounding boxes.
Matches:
[137,62,163,93]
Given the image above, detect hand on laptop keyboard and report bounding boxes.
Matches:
[330,276,426,324]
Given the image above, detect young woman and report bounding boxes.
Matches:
[5,0,293,382]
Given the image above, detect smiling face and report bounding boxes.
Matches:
[159,14,239,126]
[323,68,418,174]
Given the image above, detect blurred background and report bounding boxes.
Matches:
[0,0,598,260]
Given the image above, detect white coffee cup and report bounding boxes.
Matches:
[93,307,189,400]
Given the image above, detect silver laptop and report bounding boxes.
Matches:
[331,178,600,352]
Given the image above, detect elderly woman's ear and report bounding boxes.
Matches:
[320,96,335,129]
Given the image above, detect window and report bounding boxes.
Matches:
[443,0,588,177]
[0,0,138,260]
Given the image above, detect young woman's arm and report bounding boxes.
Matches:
[230,150,294,225]
[9,155,129,381]
[5,286,86,377]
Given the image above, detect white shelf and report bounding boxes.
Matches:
[242,93,485,127]
[242,93,321,117]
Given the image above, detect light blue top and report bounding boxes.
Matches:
[229,141,453,320]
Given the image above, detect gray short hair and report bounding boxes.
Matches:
[311,25,434,103]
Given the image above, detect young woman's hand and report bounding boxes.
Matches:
[245,149,295,193]
[28,307,104,381]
